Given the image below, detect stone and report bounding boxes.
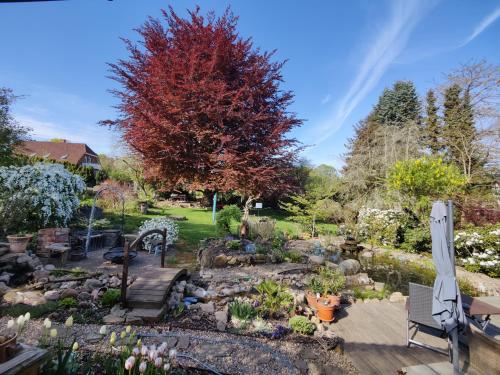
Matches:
[0,272,12,284]
[213,254,229,268]
[0,246,8,257]
[200,302,215,313]
[78,301,93,308]
[103,314,125,324]
[176,336,190,350]
[311,316,320,325]
[86,333,102,344]
[110,304,127,317]
[339,259,361,276]
[309,255,325,265]
[166,337,178,349]
[22,291,46,306]
[44,264,56,271]
[84,278,102,290]
[44,290,61,301]
[125,315,143,324]
[389,292,406,303]
[325,261,340,270]
[78,292,91,301]
[3,291,22,304]
[0,281,10,296]
[345,273,372,287]
[191,315,201,321]
[294,359,309,372]
[374,282,385,292]
[16,254,31,265]
[60,288,78,299]
[192,288,207,299]
[215,309,228,331]
[33,270,50,281]
[108,276,121,288]
[60,281,79,289]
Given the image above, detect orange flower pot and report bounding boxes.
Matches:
[316,297,336,322]
[306,291,318,310]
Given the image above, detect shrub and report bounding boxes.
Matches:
[255,280,294,318]
[226,240,241,250]
[283,250,302,263]
[216,205,242,235]
[401,226,431,253]
[58,297,78,309]
[0,163,85,234]
[138,217,179,252]
[248,218,276,241]
[289,316,316,335]
[456,226,500,278]
[357,207,405,247]
[229,299,256,321]
[101,289,121,307]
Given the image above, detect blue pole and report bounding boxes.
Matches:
[212,192,217,223]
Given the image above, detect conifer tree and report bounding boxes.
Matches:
[374,81,421,126]
[424,89,441,154]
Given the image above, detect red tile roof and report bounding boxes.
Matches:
[17,141,99,165]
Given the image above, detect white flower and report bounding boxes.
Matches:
[72,342,79,351]
[43,318,52,329]
[139,361,147,373]
[154,357,163,368]
[141,346,148,356]
[132,347,140,356]
[148,349,157,361]
[138,217,179,252]
[24,312,30,321]
[125,356,136,370]
[65,316,73,327]
[125,325,131,334]
[16,315,25,327]
[120,331,126,339]
[99,325,107,335]
[50,328,58,338]
[7,320,14,329]
[169,349,177,359]
[110,332,116,345]
[163,363,171,371]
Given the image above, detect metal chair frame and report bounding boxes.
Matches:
[406,283,452,361]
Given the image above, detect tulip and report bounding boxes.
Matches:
[148,349,157,361]
[126,325,131,334]
[72,342,79,351]
[139,361,147,373]
[120,331,126,339]
[169,349,177,359]
[110,332,116,345]
[163,363,171,371]
[158,342,167,355]
[154,357,162,368]
[132,347,140,356]
[24,312,30,321]
[7,320,14,329]
[16,316,25,327]
[50,328,58,338]
[140,346,148,356]
[65,316,73,327]
[99,325,107,335]
[124,356,136,370]
[136,339,142,348]
[43,318,51,329]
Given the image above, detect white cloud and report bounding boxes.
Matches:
[312,0,435,145]
[460,6,500,47]
[321,94,332,104]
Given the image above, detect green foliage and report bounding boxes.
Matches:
[353,287,389,301]
[226,239,241,250]
[388,157,466,200]
[288,315,316,335]
[50,267,87,278]
[0,88,28,166]
[229,299,256,321]
[424,89,441,154]
[216,204,242,235]
[401,226,431,253]
[165,255,178,265]
[101,289,121,307]
[308,267,346,296]
[374,80,421,126]
[58,297,78,309]
[282,250,302,263]
[0,301,58,319]
[255,280,294,318]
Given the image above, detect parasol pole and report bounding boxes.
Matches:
[447,200,459,375]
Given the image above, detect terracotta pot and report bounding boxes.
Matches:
[306,291,318,309]
[0,332,17,363]
[328,295,341,308]
[7,235,33,253]
[316,297,336,322]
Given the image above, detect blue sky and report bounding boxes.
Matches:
[1,0,499,168]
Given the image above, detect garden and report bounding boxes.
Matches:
[0,3,499,375]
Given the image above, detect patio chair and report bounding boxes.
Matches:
[406,282,452,360]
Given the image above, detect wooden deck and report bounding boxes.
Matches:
[126,267,186,309]
[334,300,448,374]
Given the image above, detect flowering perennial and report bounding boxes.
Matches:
[357,207,405,246]
[138,217,179,252]
[0,163,85,230]
[455,227,500,277]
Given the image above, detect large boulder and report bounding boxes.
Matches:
[345,273,373,287]
[339,259,361,276]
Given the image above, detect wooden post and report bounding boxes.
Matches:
[161,228,167,268]
[121,241,129,308]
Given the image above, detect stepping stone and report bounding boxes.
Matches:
[127,307,164,323]
[176,336,190,350]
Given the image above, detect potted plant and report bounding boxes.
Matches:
[6,232,33,253]
[314,267,346,322]
[306,276,322,309]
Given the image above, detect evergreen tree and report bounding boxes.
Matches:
[424,89,441,154]
[0,88,28,166]
[374,80,421,126]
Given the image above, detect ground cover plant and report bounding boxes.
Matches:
[288,316,316,335]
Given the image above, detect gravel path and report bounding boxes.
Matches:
[0,317,358,374]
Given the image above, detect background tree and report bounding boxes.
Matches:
[374,80,421,126]
[423,89,441,154]
[103,6,302,219]
[0,88,29,166]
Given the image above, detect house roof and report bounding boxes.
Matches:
[17,141,99,165]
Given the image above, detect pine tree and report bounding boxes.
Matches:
[374,81,421,126]
[424,89,441,154]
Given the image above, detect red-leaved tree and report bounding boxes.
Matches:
[103,6,302,218]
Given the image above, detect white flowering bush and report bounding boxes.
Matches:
[357,208,405,247]
[0,163,85,233]
[138,217,179,252]
[455,226,500,278]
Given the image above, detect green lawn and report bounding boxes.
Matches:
[104,206,337,253]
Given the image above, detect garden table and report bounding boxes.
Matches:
[462,295,500,331]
